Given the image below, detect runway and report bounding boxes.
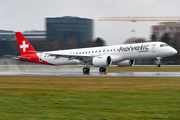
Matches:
[0,65,179,77]
[0,70,179,77]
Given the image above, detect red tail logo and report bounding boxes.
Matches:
[15,32,36,55]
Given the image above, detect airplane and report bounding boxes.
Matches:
[14,32,177,74]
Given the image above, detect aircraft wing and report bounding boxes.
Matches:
[44,52,95,62]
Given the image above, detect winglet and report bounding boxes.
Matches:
[15,32,36,55]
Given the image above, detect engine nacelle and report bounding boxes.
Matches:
[116,60,135,67]
[92,56,111,67]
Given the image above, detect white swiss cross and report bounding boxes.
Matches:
[20,41,29,52]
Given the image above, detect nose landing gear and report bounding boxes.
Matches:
[156,64,161,67]
[156,57,162,68]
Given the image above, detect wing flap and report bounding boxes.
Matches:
[44,52,93,62]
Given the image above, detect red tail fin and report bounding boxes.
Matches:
[15,32,36,55]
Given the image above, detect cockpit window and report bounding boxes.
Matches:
[164,44,169,46]
[160,44,164,47]
[160,44,169,47]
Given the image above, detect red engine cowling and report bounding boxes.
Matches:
[116,60,135,67]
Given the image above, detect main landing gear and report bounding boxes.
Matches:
[83,67,90,74]
[156,57,162,68]
[99,67,106,72]
[82,67,107,74]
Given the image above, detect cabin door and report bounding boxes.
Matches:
[152,44,156,53]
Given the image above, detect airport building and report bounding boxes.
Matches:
[0,16,93,55]
[0,30,46,56]
[46,16,93,49]
[152,22,180,39]
[0,30,46,41]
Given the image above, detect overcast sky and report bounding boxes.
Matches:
[0,0,180,45]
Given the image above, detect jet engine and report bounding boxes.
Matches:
[116,60,135,67]
[92,56,111,67]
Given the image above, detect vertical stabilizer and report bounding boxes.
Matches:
[15,32,36,55]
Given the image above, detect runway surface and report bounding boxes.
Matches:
[0,70,179,77]
[0,65,179,77]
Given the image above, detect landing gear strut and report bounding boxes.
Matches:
[156,57,162,68]
[99,67,106,72]
[83,67,90,74]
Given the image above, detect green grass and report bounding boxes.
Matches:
[0,77,180,120]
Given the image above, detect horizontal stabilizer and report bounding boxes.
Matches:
[28,51,37,53]
[14,56,30,60]
[28,51,42,53]
[4,55,16,58]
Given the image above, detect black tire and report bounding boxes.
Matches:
[102,67,106,72]
[83,67,90,74]
[156,64,161,67]
[99,67,106,72]
[99,67,103,72]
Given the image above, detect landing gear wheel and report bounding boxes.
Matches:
[99,67,106,72]
[83,67,90,74]
[156,57,162,68]
[156,64,161,67]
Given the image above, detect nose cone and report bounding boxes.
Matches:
[170,48,178,55]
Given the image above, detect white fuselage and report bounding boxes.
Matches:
[37,42,177,66]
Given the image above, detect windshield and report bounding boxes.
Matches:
[160,44,169,47]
